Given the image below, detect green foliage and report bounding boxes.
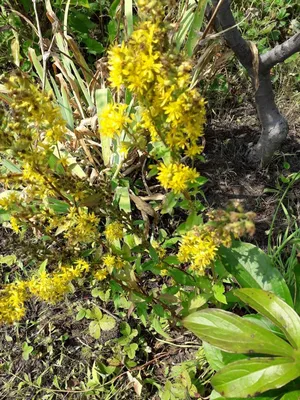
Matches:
[184,288,300,398]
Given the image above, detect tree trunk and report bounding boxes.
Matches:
[210,0,300,165]
[250,71,289,164]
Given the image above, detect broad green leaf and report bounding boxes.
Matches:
[203,342,247,371]
[212,357,299,397]
[89,321,101,339]
[0,254,17,266]
[183,309,294,357]
[22,342,33,361]
[242,314,285,339]
[219,242,293,307]
[168,268,196,286]
[235,288,300,350]
[115,187,131,213]
[99,315,116,331]
[93,306,103,320]
[210,389,277,400]
[293,262,300,314]
[76,309,86,321]
[281,391,300,399]
[212,282,227,304]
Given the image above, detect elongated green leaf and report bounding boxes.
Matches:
[115,187,131,213]
[210,389,277,400]
[175,4,196,50]
[28,48,52,93]
[212,357,299,398]
[183,309,294,357]
[235,288,300,350]
[293,262,300,314]
[281,391,300,399]
[203,342,247,371]
[96,88,112,166]
[125,0,133,37]
[219,242,293,307]
[185,0,208,56]
[1,159,21,173]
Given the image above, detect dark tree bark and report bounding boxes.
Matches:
[210,0,300,165]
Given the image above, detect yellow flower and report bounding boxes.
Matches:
[94,269,108,281]
[10,216,20,233]
[157,163,199,193]
[178,229,218,275]
[104,221,124,242]
[102,254,124,272]
[63,207,100,245]
[0,281,28,324]
[99,103,129,138]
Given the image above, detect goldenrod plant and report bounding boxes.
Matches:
[0,0,257,327]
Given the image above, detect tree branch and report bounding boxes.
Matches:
[211,0,254,73]
[260,32,300,71]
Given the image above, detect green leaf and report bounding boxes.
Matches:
[281,391,300,399]
[168,268,196,286]
[235,288,300,350]
[219,242,293,307]
[76,309,86,321]
[242,314,285,339]
[93,306,103,321]
[125,0,133,37]
[161,192,178,215]
[115,187,131,213]
[22,342,33,361]
[89,321,101,339]
[152,317,170,339]
[183,309,294,357]
[99,315,116,331]
[185,0,209,56]
[212,357,299,397]
[212,282,227,304]
[0,254,17,266]
[293,263,300,314]
[127,343,138,359]
[203,342,247,371]
[1,159,22,173]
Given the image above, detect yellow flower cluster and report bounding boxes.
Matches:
[107,20,206,157]
[99,103,129,138]
[0,260,89,324]
[103,254,124,272]
[104,221,124,242]
[0,75,65,156]
[157,163,199,193]
[100,2,206,193]
[178,229,218,275]
[93,268,108,281]
[0,281,28,324]
[177,206,256,275]
[92,254,125,281]
[62,207,100,245]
